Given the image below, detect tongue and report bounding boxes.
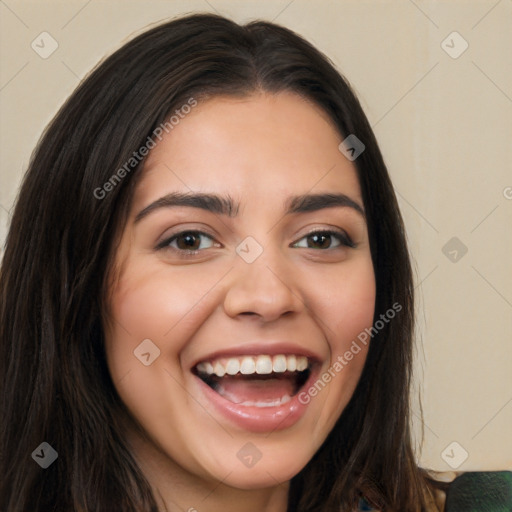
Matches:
[215,376,296,404]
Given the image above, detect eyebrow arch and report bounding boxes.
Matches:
[286,193,365,218]
[134,191,365,223]
[134,192,239,222]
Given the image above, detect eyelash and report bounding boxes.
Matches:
[291,229,355,250]
[156,229,355,257]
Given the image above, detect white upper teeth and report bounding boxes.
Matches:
[240,356,256,374]
[225,358,240,375]
[272,354,287,373]
[255,355,272,374]
[213,362,225,377]
[196,354,309,377]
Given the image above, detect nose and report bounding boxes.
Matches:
[222,246,303,323]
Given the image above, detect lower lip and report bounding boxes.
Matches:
[193,369,319,433]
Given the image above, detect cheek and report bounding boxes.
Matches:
[102,261,222,464]
[112,268,196,336]
[310,255,376,351]
[104,259,228,384]
[107,260,219,344]
[303,256,375,436]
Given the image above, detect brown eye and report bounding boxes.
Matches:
[159,230,217,253]
[175,232,202,250]
[292,230,354,250]
[307,232,335,249]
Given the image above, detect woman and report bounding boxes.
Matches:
[0,12,496,512]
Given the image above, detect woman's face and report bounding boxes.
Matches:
[105,92,375,491]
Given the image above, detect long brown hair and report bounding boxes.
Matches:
[0,13,437,511]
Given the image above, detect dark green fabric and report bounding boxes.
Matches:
[445,471,512,512]
[357,471,512,511]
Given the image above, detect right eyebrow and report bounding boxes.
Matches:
[134,192,240,223]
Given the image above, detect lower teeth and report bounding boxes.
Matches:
[239,395,291,407]
[197,368,311,407]
[215,384,292,407]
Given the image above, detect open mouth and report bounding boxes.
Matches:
[193,354,313,408]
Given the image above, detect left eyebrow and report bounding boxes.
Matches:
[286,193,365,218]
[134,191,365,223]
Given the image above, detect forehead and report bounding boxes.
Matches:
[133,91,362,209]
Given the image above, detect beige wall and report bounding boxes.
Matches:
[1,0,511,471]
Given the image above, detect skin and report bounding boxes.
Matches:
[104,91,376,512]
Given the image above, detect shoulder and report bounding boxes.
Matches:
[357,471,512,511]
[437,470,512,511]
[425,470,512,512]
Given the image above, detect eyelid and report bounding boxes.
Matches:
[156,226,355,257]
[155,229,220,252]
[291,228,355,249]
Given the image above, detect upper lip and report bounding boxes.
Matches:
[190,342,324,370]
